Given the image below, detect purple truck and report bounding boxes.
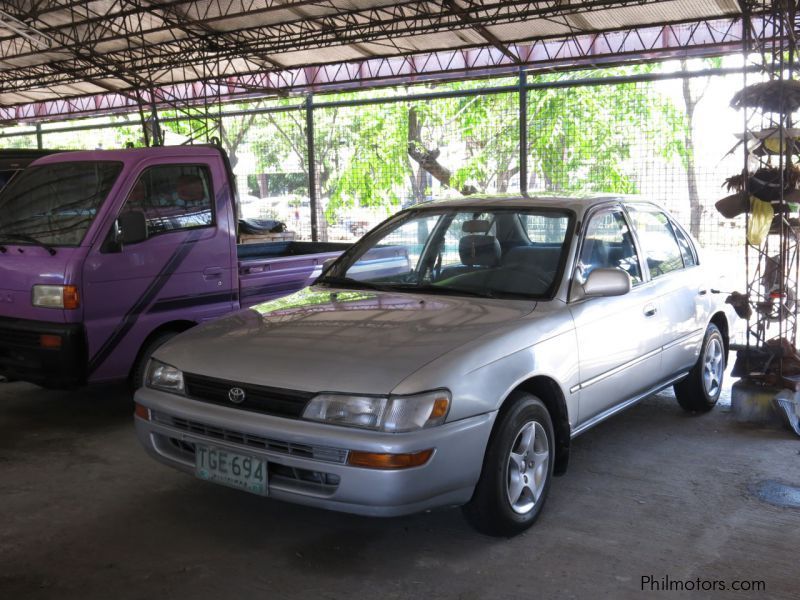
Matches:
[0,145,353,389]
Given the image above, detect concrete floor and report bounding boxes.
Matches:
[1,380,798,600]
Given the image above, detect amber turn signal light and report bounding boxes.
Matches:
[39,334,62,349]
[63,285,80,310]
[134,403,151,421]
[347,449,433,469]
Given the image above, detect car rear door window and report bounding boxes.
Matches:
[627,207,685,279]
[672,224,697,267]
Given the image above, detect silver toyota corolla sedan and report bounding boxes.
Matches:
[134,196,733,536]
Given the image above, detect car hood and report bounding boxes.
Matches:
[156,286,537,395]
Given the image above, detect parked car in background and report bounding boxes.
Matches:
[0,146,368,389]
[134,195,734,536]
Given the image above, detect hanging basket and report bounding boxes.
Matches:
[723,166,800,202]
[731,80,800,113]
[715,191,749,218]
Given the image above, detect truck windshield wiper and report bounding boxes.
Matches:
[0,233,57,255]
[316,276,393,292]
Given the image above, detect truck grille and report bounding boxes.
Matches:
[151,411,348,464]
[0,326,40,349]
[183,373,314,419]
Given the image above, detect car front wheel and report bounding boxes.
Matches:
[674,323,725,413]
[463,392,554,536]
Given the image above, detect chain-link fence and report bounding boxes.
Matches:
[0,66,752,273]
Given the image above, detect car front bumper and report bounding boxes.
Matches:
[134,387,496,517]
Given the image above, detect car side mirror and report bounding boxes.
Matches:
[118,211,148,245]
[583,268,631,298]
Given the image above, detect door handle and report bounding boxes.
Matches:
[643,303,657,317]
[203,267,223,279]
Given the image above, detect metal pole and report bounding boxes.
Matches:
[35,123,43,149]
[306,94,319,242]
[519,69,528,195]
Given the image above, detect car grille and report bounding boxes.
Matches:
[151,411,348,464]
[183,373,314,419]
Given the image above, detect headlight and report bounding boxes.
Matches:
[302,390,450,432]
[145,359,185,394]
[32,284,80,309]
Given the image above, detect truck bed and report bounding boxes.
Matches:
[237,241,352,308]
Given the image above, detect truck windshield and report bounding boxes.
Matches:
[320,207,573,300]
[0,161,122,247]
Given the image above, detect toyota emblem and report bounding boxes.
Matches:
[228,387,246,404]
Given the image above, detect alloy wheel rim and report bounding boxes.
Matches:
[703,337,724,398]
[506,420,549,515]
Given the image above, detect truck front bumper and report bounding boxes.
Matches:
[0,317,87,387]
[134,386,496,517]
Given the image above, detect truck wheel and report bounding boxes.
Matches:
[129,331,179,392]
[674,323,725,413]
[463,392,554,537]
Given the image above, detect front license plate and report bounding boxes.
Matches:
[194,444,268,496]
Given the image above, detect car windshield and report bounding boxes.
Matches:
[321,207,573,299]
[0,161,122,247]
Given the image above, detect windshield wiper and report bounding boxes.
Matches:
[316,276,393,292]
[0,233,56,255]
[387,283,497,299]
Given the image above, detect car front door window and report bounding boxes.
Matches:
[578,209,642,285]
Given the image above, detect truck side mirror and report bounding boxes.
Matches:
[118,211,148,245]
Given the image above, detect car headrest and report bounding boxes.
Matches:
[462,219,492,234]
[459,235,501,267]
[176,174,205,202]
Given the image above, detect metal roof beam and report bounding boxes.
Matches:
[0,15,755,123]
[0,0,704,76]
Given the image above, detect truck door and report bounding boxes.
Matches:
[82,159,236,383]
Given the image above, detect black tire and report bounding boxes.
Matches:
[129,330,179,392]
[463,392,554,537]
[674,323,725,413]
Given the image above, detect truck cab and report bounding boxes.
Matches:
[0,146,351,388]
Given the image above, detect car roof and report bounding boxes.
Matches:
[407,193,655,215]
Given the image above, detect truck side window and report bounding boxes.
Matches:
[578,210,642,284]
[123,165,213,235]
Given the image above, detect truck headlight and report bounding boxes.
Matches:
[302,390,450,432]
[32,284,80,309]
[146,359,185,394]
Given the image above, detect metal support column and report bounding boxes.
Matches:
[35,123,42,149]
[519,69,528,195]
[306,94,319,242]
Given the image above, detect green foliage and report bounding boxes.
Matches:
[526,68,686,194]
[1,66,691,227]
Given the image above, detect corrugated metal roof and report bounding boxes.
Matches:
[0,0,753,121]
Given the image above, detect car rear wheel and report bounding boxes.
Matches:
[463,392,554,537]
[674,323,725,413]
